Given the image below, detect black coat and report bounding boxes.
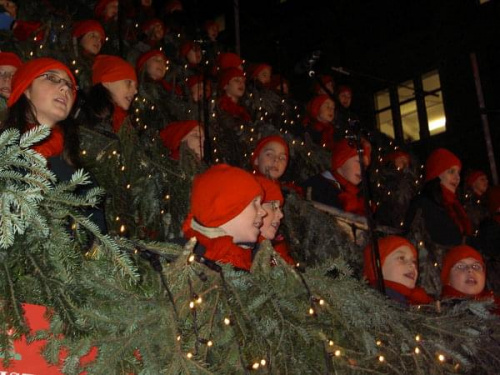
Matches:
[302,172,342,209]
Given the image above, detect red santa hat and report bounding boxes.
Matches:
[383,150,410,164]
[179,41,198,58]
[159,120,200,160]
[189,164,263,227]
[8,58,76,107]
[255,175,284,205]
[338,85,352,95]
[136,50,167,73]
[465,170,486,188]
[0,52,23,68]
[72,20,105,42]
[217,52,243,70]
[247,63,272,79]
[94,0,118,20]
[440,245,484,285]
[306,94,331,119]
[425,148,461,182]
[251,135,289,169]
[363,236,417,285]
[218,67,245,90]
[140,18,165,36]
[330,138,358,170]
[92,55,137,85]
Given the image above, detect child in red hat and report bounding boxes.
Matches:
[186,74,211,103]
[0,52,22,123]
[303,138,369,216]
[95,0,119,22]
[84,55,138,133]
[303,94,336,150]
[251,135,289,180]
[406,148,471,246]
[182,164,266,271]
[363,236,433,305]
[247,63,272,88]
[313,75,335,96]
[73,20,106,57]
[255,175,295,265]
[159,120,204,161]
[440,245,499,314]
[217,67,250,122]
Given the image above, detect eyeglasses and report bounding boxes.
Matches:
[0,71,14,81]
[453,263,484,273]
[38,73,78,92]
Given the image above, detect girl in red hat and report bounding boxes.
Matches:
[255,175,295,265]
[303,138,369,216]
[159,120,205,161]
[303,94,336,151]
[363,236,434,305]
[217,67,250,122]
[251,135,289,180]
[406,148,472,246]
[182,164,267,271]
[72,20,106,58]
[440,245,499,314]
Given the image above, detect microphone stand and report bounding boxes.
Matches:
[307,61,385,295]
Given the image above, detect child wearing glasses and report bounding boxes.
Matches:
[440,245,499,314]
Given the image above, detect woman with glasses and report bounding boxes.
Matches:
[2,57,107,233]
[440,245,499,314]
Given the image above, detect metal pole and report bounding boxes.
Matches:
[470,52,498,184]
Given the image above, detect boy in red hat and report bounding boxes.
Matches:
[217,67,250,122]
[182,164,266,271]
[406,148,471,246]
[302,138,369,216]
[303,94,336,150]
[159,120,204,161]
[440,245,499,314]
[363,236,433,305]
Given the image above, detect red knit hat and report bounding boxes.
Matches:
[251,135,289,169]
[383,150,410,164]
[203,20,219,33]
[179,41,196,58]
[92,55,137,85]
[186,74,203,88]
[159,120,199,159]
[441,245,484,285]
[306,94,331,119]
[338,85,352,95]
[331,138,358,170]
[465,170,486,188]
[255,175,284,205]
[247,63,272,79]
[190,164,263,227]
[217,52,243,70]
[0,52,23,68]
[425,148,461,182]
[136,50,167,73]
[72,20,105,42]
[218,67,245,90]
[313,75,333,93]
[94,0,118,19]
[8,58,76,107]
[363,236,417,285]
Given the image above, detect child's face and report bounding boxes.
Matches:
[448,257,486,296]
[0,64,17,99]
[103,79,138,111]
[317,99,335,123]
[181,126,205,160]
[104,1,119,20]
[394,155,410,170]
[336,155,361,185]
[382,245,418,289]
[254,141,288,180]
[149,23,164,42]
[220,196,266,243]
[146,55,167,81]
[80,31,103,56]
[439,166,460,193]
[186,45,202,65]
[224,76,245,100]
[339,91,352,108]
[472,175,489,196]
[207,25,219,41]
[260,201,283,240]
[256,67,271,85]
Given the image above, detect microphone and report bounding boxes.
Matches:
[330,66,350,76]
[294,50,321,75]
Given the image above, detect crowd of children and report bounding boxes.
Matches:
[1,0,500,314]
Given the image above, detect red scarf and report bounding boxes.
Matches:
[441,185,472,236]
[183,214,253,271]
[332,171,365,216]
[160,80,183,96]
[218,95,251,122]
[310,119,335,150]
[112,105,128,133]
[383,280,434,305]
[441,285,500,315]
[30,125,64,159]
